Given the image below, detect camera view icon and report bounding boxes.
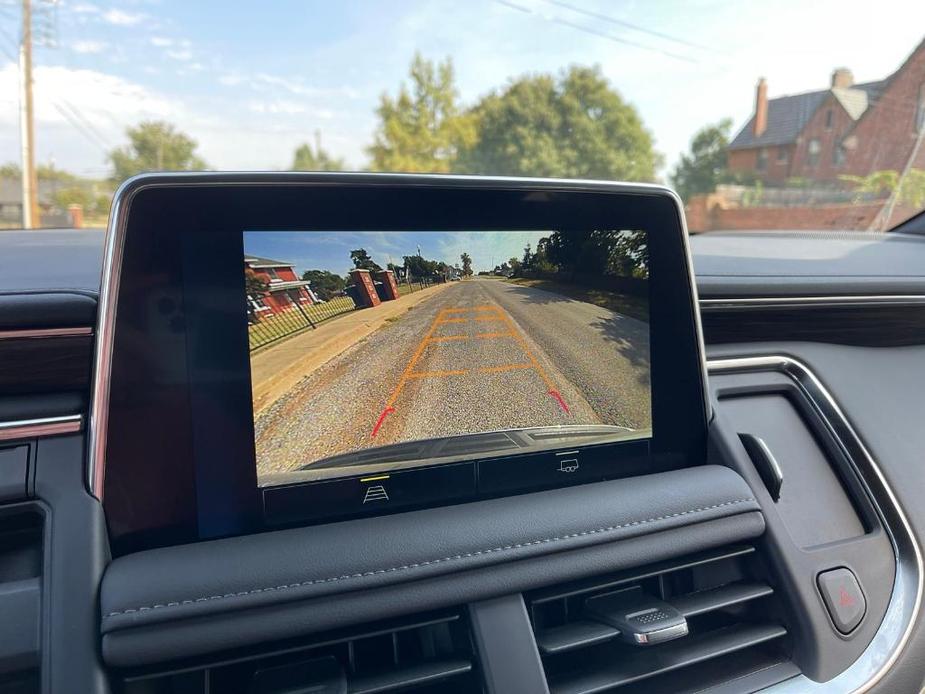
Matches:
[363,485,390,504]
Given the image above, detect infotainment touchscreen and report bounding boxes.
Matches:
[101,177,707,552]
[245,230,652,504]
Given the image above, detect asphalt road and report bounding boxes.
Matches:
[254,278,651,477]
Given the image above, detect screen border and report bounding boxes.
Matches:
[91,173,709,553]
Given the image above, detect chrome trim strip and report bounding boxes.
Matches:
[0,414,83,442]
[701,295,925,310]
[88,172,711,499]
[708,355,923,693]
[0,326,93,340]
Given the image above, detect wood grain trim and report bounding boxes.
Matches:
[0,334,93,394]
[700,302,925,347]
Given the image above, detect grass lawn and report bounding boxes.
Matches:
[504,277,649,322]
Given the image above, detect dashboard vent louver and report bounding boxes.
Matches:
[527,545,799,694]
[120,611,479,694]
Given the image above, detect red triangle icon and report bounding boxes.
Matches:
[839,586,855,608]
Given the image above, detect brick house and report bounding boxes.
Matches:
[244,255,319,318]
[728,38,925,185]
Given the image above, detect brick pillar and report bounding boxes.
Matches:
[349,269,381,308]
[67,204,84,229]
[373,270,399,300]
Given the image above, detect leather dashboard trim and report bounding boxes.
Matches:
[99,465,762,667]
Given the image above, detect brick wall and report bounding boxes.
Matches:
[845,39,925,175]
[687,198,884,232]
[789,93,857,182]
[728,145,794,183]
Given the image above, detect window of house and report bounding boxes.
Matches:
[756,147,768,170]
[825,109,833,129]
[916,83,925,133]
[807,138,821,166]
[833,142,846,166]
[267,268,280,280]
[248,296,269,311]
[777,147,788,163]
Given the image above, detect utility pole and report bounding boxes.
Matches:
[19,0,39,229]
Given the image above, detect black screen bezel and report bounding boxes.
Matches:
[99,175,707,554]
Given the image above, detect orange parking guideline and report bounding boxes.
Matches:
[372,302,571,438]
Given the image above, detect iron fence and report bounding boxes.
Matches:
[247,277,442,353]
[248,295,357,352]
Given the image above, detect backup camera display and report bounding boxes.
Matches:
[244,230,651,484]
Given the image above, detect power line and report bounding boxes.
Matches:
[59,98,112,149]
[494,0,697,64]
[543,0,713,52]
[52,102,109,155]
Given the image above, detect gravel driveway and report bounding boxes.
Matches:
[254,278,650,477]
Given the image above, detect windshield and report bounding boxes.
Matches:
[2,1,925,231]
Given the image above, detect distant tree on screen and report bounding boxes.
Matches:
[244,268,269,298]
[460,252,473,276]
[109,121,207,183]
[291,134,345,171]
[367,54,476,173]
[521,244,533,270]
[301,270,346,300]
[670,118,733,202]
[350,248,382,272]
[457,66,661,181]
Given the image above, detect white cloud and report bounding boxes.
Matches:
[72,40,107,54]
[166,48,193,61]
[70,2,100,14]
[150,37,173,48]
[102,9,145,26]
[248,100,334,118]
[219,73,245,86]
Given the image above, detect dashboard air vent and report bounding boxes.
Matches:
[120,611,479,694]
[527,545,799,694]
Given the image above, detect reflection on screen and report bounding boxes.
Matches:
[245,230,651,483]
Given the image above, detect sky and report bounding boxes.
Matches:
[244,231,550,275]
[2,0,925,180]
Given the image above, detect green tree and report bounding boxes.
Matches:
[367,54,476,173]
[36,164,79,184]
[670,118,733,202]
[109,121,207,183]
[53,186,93,210]
[403,254,438,277]
[0,162,21,178]
[291,136,345,171]
[460,252,473,276]
[522,244,533,270]
[350,248,382,272]
[301,269,346,300]
[458,66,661,181]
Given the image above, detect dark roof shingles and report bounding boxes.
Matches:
[729,80,886,151]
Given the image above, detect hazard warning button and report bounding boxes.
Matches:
[818,567,866,635]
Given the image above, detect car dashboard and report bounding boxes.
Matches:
[1,190,925,694]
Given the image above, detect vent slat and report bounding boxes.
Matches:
[673,582,774,618]
[348,659,473,694]
[547,623,787,694]
[536,621,621,655]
